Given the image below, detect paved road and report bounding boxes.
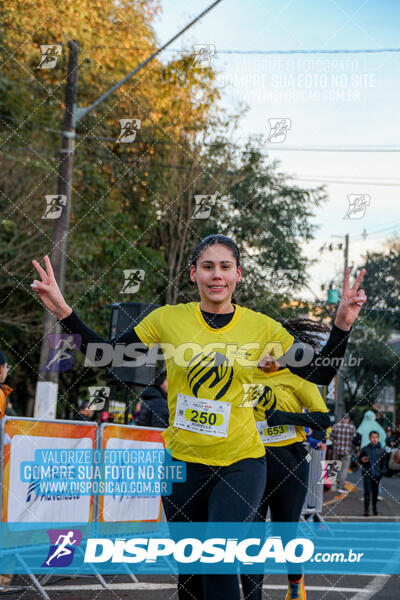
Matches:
[3,472,399,599]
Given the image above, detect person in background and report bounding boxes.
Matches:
[357,410,386,447]
[0,351,12,420]
[134,399,142,423]
[359,431,385,516]
[330,413,356,494]
[305,426,325,450]
[382,426,397,477]
[385,426,397,448]
[75,402,94,421]
[0,351,13,590]
[137,371,169,428]
[374,410,385,428]
[325,425,333,461]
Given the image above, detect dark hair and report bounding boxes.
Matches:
[0,351,7,366]
[190,235,240,269]
[278,318,330,351]
[369,430,379,437]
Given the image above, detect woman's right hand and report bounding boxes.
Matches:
[31,255,72,320]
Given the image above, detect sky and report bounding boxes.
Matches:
[152,0,400,301]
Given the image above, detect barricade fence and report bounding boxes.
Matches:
[302,445,326,519]
[0,417,167,528]
[2,418,399,591]
[1,417,326,527]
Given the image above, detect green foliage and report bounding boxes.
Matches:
[341,240,400,415]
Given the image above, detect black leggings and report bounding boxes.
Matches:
[162,455,267,600]
[241,443,310,600]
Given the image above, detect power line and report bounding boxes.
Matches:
[2,25,400,55]
[293,174,400,181]
[265,146,400,153]
[353,224,400,241]
[184,48,400,55]
[291,177,400,187]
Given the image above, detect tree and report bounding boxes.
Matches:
[342,317,395,409]
[362,238,400,312]
[337,239,400,423]
[153,133,327,313]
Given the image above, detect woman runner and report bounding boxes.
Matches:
[241,320,331,600]
[31,234,366,600]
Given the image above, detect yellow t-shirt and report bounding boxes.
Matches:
[252,368,328,447]
[134,302,294,465]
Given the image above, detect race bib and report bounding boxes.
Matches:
[174,393,231,438]
[256,420,297,444]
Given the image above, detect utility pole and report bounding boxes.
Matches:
[344,233,349,272]
[34,1,223,417]
[34,40,79,418]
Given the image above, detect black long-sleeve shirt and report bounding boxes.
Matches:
[60,307,350,386]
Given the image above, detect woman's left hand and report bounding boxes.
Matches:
[334,268,367,331]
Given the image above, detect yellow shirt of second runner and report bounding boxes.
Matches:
[134,302,294,465]
[252,368,328,446]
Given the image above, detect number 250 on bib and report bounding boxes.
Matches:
[174,393,231,437]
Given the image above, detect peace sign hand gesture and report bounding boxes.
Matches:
[334,268,367,331]
[31,255,72,320]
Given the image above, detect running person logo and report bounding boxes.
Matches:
[266,118,291,143]
[186,351,234,400]
[42,334,82,372]
[88,386,110,410]
[121,269,145,293]
[42,529,82,567]
[192,44,216,67]
[265,268,299,293]
[42,195,67,219]
[240,383,277,411]
[37,44,62,69]
[192,195,217,219]
[117,119,141,143]
[319,460,342,485]
[344,194,370,219]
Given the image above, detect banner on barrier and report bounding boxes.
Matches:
[98,424,165,523]
[1,418,97,524]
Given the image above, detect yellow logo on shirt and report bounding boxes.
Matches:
[186,351,234,400]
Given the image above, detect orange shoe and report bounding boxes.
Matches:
[285,576,307,600]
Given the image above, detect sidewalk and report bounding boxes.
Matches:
[322,470,400,520]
